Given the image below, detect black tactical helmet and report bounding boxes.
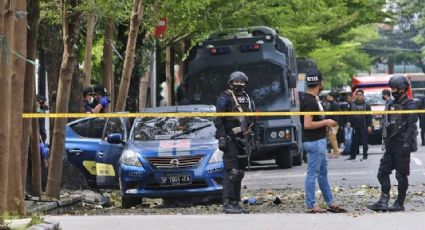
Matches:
[228,71,248,85]
[93,84,107,95]
[36,95,46,103]
[389,75,409,90]
[83,86,94,96]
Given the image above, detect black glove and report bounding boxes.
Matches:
[218,136,226,150]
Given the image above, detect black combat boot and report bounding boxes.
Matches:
[388,200,405,212]
[367,193,389,212]
[231,200,247,214]
[223,199,242,214]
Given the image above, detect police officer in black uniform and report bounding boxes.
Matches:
[368,75,418,212]
[216,71,255,214]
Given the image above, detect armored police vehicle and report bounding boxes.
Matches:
[178,26,303,168]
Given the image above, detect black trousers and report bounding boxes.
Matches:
[377,141,410,203]
[222,140,245,202]
[350,126,368,159]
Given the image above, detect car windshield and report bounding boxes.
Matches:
[364,91,385,105]
[186,62,283,106]
[131,117,216,141]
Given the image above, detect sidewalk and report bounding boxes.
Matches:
[44,212,425,230]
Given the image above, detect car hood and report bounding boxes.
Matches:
[127,139,218,158]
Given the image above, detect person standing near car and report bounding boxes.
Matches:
[82,85,110,113]
[301,70,346,213]
[368,75,418,212]
[346,89,372,161]
[215,71,255,214]
[340,93,353,155]
[325,92,341,158]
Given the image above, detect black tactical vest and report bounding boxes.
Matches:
[225,90,254,133]
[387,100,407,138]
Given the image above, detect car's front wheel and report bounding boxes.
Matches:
[119,177,142,209]
[121,196,142,209]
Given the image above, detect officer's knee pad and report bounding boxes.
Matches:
[228,169,240,182]
[237,170,245,180]
[395,171,407,182]
[377,171,388,182]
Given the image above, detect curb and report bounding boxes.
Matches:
[27,195,82,214]
[27,221,60,230]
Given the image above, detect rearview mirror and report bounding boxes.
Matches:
[288,73,297,88]
[107,133,125,145]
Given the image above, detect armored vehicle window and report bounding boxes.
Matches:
[187,63,283,106]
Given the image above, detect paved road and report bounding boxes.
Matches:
[244,144,425,190]
[46,212,425,230]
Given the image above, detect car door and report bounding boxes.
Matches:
[65,117,107,187]
[95,117,128,188]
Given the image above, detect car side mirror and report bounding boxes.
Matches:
[288,73,297,88]
[107,133,125,145]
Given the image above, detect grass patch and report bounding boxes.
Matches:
[26,213,44,228]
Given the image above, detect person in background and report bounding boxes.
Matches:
[340,94,353,155]
[417,95,425,146]
[93,84,111,113]
[83,85,110,113]
[36,95,49,143]
[346,89,372,161]
[325,92,341,158]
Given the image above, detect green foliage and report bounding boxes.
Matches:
[311,25,379,88]
[40,0,61,24]
[38,0,389,90]
[397,0,425,51]
[26,213,44,228]
[150,0,386,88]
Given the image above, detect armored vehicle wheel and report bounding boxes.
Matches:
[275,148,292,169]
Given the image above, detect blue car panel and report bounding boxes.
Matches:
[65,118,103,186]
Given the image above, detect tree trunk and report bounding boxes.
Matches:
[30,110,42,197]
[39,23,63,113]
[387,58,394,74]
[69,57,82,113]
[6,0,27,214]
[181,39,190,79]
[0,0,13,214]
[46,0,80,199]
[21,0,40,194]
[101,18,115,112]
[82,12,95,88]
[115,0,144,111]
[139,51,152,110]
[165,45,172,106]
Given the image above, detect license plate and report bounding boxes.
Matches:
[159,175,192,186]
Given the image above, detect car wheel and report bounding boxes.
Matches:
[303,150,308,163]
[275,148,292,169]
[121,196,141,209]
[293,154,302,166]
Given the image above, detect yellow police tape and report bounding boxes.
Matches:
[21,110,425,118]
